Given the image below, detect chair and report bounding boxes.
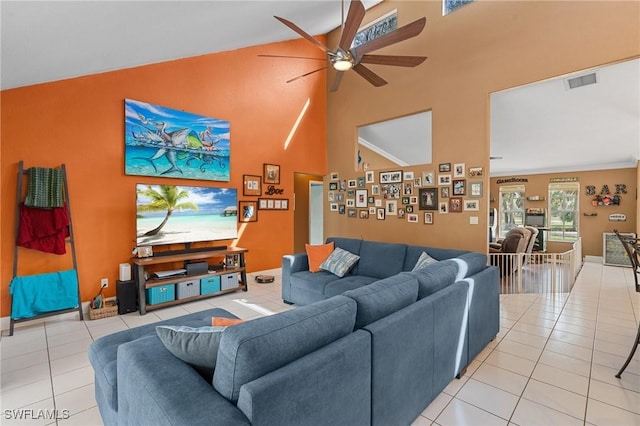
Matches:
[489,227,531,276]
[613,229,640,378]
[522,226,539,266]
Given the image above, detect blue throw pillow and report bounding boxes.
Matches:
[412,251,439,271]
[320,247,360,277]
[156,325,226,372]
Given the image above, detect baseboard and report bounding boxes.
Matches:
[1,298,115,332]
[584,255,603,263]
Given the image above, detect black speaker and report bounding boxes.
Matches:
[117,279,138,314]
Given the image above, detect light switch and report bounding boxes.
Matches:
[470,216,478,225]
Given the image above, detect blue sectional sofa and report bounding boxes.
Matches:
[282,236,499,362]
[89,238,499,426]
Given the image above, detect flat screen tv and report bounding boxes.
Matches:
[136,184,238,247]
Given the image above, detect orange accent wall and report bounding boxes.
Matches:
[0,39,327,316]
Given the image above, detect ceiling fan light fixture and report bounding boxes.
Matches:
[333,59,354,71]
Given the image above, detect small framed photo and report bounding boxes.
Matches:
[403,183,413,195]
[419,187,438,210]
[348,179,357,188]
[440,186,450,198]
[330,172,339,180]
[367,196,375,204]
[348,209,357,218]
[335,193,344,202]
[339,180,346,191]
[424,212,434,224]
[468,167,484,178]
[407,214,419,223]
[379,170,402,184]
[413,177,422,187]
[438,174,451,186]
[470,182,483,197]
[464,199,479,211]
[375,199,382,207]
[258,198,289,210]
[238,201,258,222]
[404,171,415,181]
[449,197,463,213]
[452,179,466,196]
[330,203,339,212]
[402,197,410,205]
[365,170,375,184]
[422,171,435,186]
[339,205,346,214]
[329,182,338,191]
[398,208,406,219]
[386,200,398,216]
[409,196,418,205]
[328,191,335,202]
[439,163,451,173]
[371,185,380,195]
[346,199,355,207]
[356,189,368,208]
[453,163,465,178]
[263,163,280,184]
[347,189,355,197]
[359,210,370,219]
[376,208,386,220]
[357,177,366,188]
[243,175,262,196]
[369,206,376,215]
[406,205,414,213]
[439,202,449,214]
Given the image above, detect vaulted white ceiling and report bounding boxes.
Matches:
[2,1,638,176]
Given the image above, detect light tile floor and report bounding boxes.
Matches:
[1,262,638,425]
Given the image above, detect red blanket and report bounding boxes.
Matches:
[17,203,70,255]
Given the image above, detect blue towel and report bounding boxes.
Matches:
[9,270,79,319]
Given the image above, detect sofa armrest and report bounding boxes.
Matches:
[117,335,249,426]
[281,253,309,303]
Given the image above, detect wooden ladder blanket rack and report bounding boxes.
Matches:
[9,161,83,336]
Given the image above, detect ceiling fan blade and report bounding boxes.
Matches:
[286,66,329,83]
[330,72,345,92]
[274,16,331,53]
[359,54,427,67]
[352,64,387,87]
[354,17,426,57]
[258,54,326,61]
[338,0,366,52]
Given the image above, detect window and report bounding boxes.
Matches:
[352,10,397,49]
[443,0,474,15]
[499,185,525,238]
[548,183,579,241]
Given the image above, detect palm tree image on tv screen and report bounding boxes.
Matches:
[136,184,238,247]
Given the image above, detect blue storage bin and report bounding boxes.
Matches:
[146,284,175,305]
[200,276,221,295]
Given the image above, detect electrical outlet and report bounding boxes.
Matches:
[101,278,109,288]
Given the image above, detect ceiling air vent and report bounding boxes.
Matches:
[567,72,597,89]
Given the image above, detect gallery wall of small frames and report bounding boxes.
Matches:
[328,163,484,225]
[239,164,290,223]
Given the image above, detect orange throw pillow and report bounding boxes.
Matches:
[212,317,244,327]
[306,242,335,273]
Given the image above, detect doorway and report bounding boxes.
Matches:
[293,173,324,253]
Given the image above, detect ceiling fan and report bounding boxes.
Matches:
[261,0,427,92]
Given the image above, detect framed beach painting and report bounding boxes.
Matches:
[125,99,230,181]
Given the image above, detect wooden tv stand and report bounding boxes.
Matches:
[131,247,248,315]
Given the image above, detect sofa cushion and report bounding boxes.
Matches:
[306,242,334,272]
[412,251,439,271]
[451,252,488,279]
[213,296,357,403]
[320,247,360,277]
[357,241,407,279]
[343,274,419,329]
[403,259,459,299]
[403,245,469,271]
[156,325,226,376]
[323,275,378,298]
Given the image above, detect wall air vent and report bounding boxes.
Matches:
[567,72,597,89]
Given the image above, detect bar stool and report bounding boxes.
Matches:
[613,229,640,378]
